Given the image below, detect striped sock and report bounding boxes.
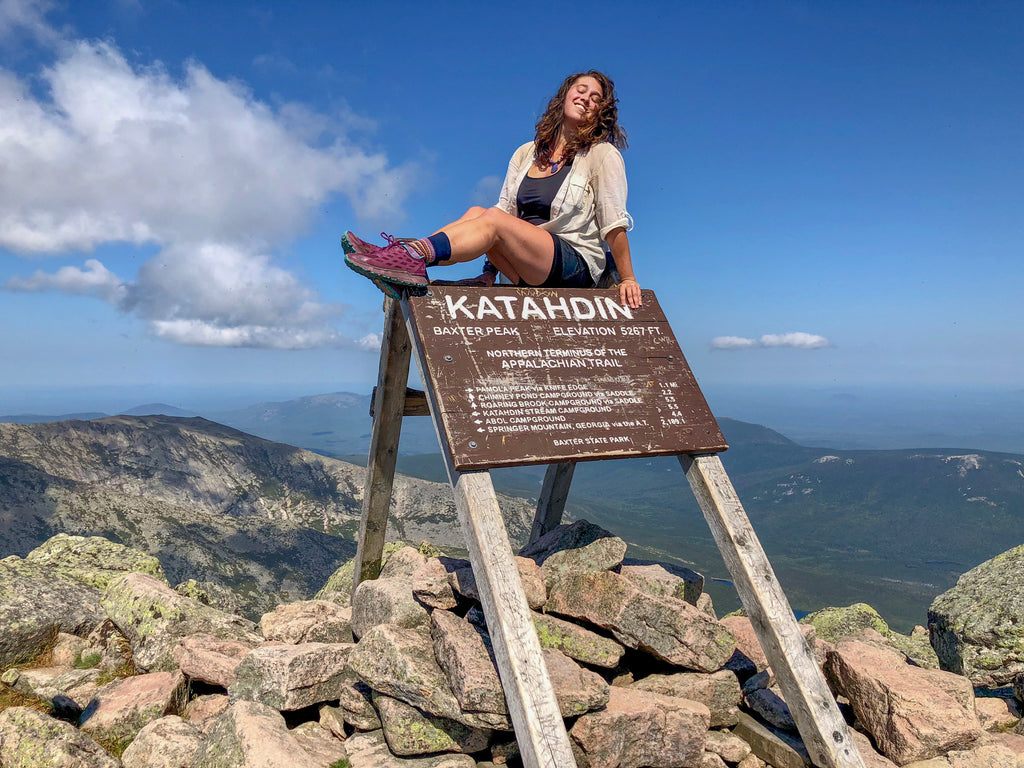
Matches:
[403,232,451,266]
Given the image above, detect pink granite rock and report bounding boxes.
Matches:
[79,670,188,743]
[570,686,710,768]
[824,639,983,764]
[260,600,353,644]
[173,633,254,687]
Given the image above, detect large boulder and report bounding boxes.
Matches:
[532,611,625,669]
[350,576,429,639]
[374,693,491,756]
[345,729,475,767]
[824,639,983,764]
[260,600,353,644]
[546,569,735,671]
[78,670,189,746]
[0,706,120,768]
[119,715,204,768]
[26,533,167,590]
[520,520,627,586]
[570,686,710,768]
[801,603,938,669]
[193,700,347,768]
[929,544,1024,686]
[228,643,352,711]
[172,634,255,688]
[101,572,260,671]
[0,556,106,668]
[631,669,743,728]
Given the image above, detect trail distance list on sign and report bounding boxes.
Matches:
[406,287,727,471]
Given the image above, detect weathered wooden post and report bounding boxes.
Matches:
[354,285,866,768]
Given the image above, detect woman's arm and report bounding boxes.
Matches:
[606,227,641,308]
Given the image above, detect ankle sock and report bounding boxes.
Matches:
[403,232,451,266]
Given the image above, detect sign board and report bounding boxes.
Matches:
[406,287,727,471]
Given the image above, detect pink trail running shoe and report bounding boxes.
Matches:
[343,233,427,296]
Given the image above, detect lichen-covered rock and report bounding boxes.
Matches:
[120,715,204,768]
[325,668,381,731]
[380,546,429,579]
[520,520,627,587]
[260,600,353,644]
[532,611,625,669]
[350,576,429,639]
[78,670,188,745]
[374,693,491,755]
[182,693,229,733]
[315,542,411,608]
[929,545,1024,686]
[542,647,610,717]
[228,642,352,711]
[174,579,247,618]
[546,569,735,671]
[705,730,752,764]
[570,686,710,768]
[172,634,255,688]
[26,533,167,590]
[101,572,260,671]
[975,696,1020,732]
[801,603,939,669]
[619,560,704,606]
[824,639,983,764]
[0,706,120,768]
[349,624,506,730]
[632,669,742,728]
[345,729,475,767]
[429,610,508,720]
[193,700,347,768]
[0,556,106,668]
[412,557,465,610]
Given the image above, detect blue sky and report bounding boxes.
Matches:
[1,0,1022,415]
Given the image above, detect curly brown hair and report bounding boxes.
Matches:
[534,70,627,169]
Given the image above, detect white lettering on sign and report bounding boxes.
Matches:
[443,294,633,322]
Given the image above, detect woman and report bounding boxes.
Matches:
[344,70,641,309]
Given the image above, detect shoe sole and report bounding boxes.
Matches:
[344,254,427,296]
[342,234,403,299]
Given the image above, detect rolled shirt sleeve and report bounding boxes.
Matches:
[592,145,632,240]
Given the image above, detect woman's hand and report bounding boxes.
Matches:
[618,277,642,309]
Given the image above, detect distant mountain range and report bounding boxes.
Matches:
[0,415,534,620]
[3,393,1022,632]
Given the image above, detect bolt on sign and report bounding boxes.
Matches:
[406,287,728,471]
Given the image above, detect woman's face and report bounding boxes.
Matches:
[562,75,604,127]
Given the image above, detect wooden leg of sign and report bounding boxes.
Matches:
[680,453,865,768]
[400,297,577,768]
[528,461,576,545]
[352,298,412,598]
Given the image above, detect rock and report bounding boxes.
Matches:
[975,696,1020,731]
[632,669,742,728]
[120,715,204,768]
[350,576,429,639]
[429,609,507,720]
[412,557,464,610]
[929,544,1024,686]
[705,729,752,764]
[697,751,728,768]
[289,721,350,766]
[521,521,628,588]
[542,648,610,717]
[847,728,899,768]
[313,556,357,607]
[228,642,352,711]
[83,619,134,672]
[0,556,106,668]
[824,639,983,764]
[32,668,107,711]
[194,700,347,768]
[731,712,811,768]
[51,632,88,667]
[570,686,710,768]
[721,615,816,676]
[345,729,476,767]
[182,693,229,733]
[26,533,167,590]
[78,670,188,745]
[260,600,353,644]
[533,611,625,669]
[374,693,491,755]
[101,572,260,672]
[450,556,547,610]
[801,604,939,669]
[0,706,120,768]
[546,569,735,671]
[174,579,247,618]
[618,560,704,606]
[379,546,428,579]
[172,634,254,688]
[349,624,505,730]
[744,687,797,732]
[327,668,381,731]
[943,741,1024,767]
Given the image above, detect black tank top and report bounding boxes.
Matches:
[516,161,572,224]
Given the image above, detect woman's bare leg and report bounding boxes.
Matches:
[436,207,554,285]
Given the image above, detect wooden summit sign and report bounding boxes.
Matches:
[406,286,728,470]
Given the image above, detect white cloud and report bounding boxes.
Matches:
[0,33,416,349]
[471,175,503,207]
[711,332,831,350]
[5,258,126,303]
[0,0,61,45]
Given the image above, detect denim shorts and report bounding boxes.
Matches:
[519,233,595,288]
